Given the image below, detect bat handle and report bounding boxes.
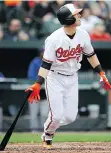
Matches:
[26,90,32,99]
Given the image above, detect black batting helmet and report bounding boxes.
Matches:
[57,4,82,26]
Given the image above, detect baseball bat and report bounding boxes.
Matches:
[0,91,32,151]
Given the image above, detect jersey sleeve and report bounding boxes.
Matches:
[43,36,56,62]
[83,31,95,57]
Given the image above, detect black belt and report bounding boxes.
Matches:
[51,70,73,76]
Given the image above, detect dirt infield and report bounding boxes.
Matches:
[4,142,111,153]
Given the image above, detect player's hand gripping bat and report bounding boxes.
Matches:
[25,83,41,103]
[99,71,111,90]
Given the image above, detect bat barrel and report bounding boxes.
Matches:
[0,91,31,151]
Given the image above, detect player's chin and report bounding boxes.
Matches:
[77,20,81,25]
[74,20,81,27]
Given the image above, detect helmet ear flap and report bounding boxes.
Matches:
[66,15,76,25]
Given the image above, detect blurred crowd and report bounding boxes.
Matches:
[0,0,111,41]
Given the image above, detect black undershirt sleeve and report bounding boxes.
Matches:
[85,52,95,58]
[41,60,52,70]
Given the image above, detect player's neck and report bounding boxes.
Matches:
[64,26,76,36]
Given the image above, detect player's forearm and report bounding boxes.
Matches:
[87,54,100,68]
[36,59,52,85]
[38,67,49,79]
[36,67,49,84]
[87,54,103,73]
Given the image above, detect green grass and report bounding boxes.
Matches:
[0,132,111,143]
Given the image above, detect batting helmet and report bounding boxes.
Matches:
[57,4,82,26]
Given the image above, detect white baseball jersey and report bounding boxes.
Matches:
[43,27,94,75]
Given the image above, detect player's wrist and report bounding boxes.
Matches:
[94,64,103,74]
[36,75,44,85]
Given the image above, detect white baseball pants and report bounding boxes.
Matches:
[44,71,78,135]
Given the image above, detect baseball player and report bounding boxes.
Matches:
[25,3,111,149]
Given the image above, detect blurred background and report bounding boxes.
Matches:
[0,0,111,132]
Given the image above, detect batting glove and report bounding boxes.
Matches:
[25,83,40,103]
[99,71,111,91]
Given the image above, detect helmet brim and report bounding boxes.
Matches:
[72,9,83,16]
